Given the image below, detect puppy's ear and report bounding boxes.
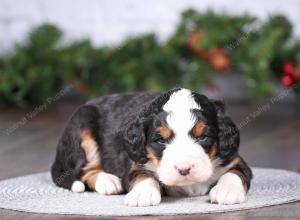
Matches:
[212,100,240,160]
[123,117,149,164]
[122,88,179,164]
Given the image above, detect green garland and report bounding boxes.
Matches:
[0,9,299,107]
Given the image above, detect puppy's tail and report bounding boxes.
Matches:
[71,180,85,193]
[51,153,86,193]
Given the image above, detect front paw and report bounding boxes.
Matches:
[95,172,123,195]
[124,178,161,207]
[209,173,246,205]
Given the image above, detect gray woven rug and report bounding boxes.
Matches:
[0,168,300,216]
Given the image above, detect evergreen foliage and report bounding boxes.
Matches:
[0,9,299,106]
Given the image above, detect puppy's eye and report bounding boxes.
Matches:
[196,135,208,142]
[155,137,165,145]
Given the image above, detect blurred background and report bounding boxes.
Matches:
[0,0,299,180]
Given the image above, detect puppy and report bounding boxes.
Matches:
[51,88,252,206]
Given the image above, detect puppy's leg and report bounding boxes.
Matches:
[80,129,122,195]
[81,169,123,195]
[51,104,123,195]
[51,105,98,191]
[209,157,252,205]
[124,170,161,207]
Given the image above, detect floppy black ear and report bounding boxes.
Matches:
[212,100,240,160]
[123,117,149,164]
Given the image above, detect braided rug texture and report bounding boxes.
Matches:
[0,168,300,216]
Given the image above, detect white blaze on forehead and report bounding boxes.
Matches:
[163,89,201,132]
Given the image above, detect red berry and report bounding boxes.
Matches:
[281,75,294,87]
[283,63,295,75]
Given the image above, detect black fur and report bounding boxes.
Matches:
[212,99,240,165]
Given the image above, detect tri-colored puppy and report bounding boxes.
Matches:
[51,88,252,206]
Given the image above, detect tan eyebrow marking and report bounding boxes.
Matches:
[192,121,206,138]
[156,124,172,140]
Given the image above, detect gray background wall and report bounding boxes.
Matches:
[0,0,300,54]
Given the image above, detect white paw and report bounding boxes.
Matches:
[95,172,123,195]
[209,173,246,205]
[124,178,161,207]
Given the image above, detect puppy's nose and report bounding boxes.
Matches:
[175,166,191,176]
[178,168,191,176]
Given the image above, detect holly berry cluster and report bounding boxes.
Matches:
[281,63,300,87]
